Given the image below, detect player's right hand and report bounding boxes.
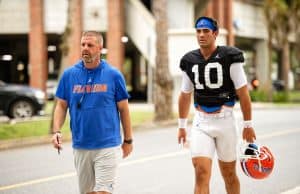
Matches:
[178,128,187,145]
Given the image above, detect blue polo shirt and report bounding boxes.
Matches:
[56,60,129,149]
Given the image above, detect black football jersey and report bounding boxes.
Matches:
[179,46,244,107]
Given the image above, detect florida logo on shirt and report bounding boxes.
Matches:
[73,84,107,93]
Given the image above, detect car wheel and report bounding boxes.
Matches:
[9,100,35,118]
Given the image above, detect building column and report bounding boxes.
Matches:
[204,0,234,46]
[204,1,213,18]
[224,0,234,46]
[213,0,224,28]
[29,0,47,92]
[107,0,125,70]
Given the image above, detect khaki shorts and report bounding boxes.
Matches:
[73,146,122,194]
[190,107,238,162]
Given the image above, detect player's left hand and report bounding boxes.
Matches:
[121,143,133,158]
[242,127,256,143]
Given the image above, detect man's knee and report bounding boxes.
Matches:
[219,160,239,183]
[193,157,212,181]
[224,170,239,184]
[194,165,211,185]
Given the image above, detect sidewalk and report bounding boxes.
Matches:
[0,102,299,150]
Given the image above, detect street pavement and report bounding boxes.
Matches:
[0,104,300,194]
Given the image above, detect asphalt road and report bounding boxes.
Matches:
[0,107,300,194]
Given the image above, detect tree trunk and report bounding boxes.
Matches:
[152,0,174,121]
[264,34,273,101]
[263,0,279,101]
[282,40,290,91]
[49,0,81,133]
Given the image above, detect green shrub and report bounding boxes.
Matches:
[249,90,268,102]
[289,91,300,102]
[250,90,293,103]
[272,91,289,103]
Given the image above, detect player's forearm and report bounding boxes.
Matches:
[240,99,251,121]
[178,92,192,118]
[237,86,252,121]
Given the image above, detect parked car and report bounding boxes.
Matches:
[0,80,46,118]
[46,79,57,100]
[273,80,285,91]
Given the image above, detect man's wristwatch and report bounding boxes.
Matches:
[123,139,133,144]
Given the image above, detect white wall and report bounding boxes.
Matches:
[233,1,268,39]
[0,0,29,33]
[0,0,107,34]
[125,0,156,66]
[45,0,107,33]
[83,0,107,32]
[44,0,68,33]
[167,0,194,29]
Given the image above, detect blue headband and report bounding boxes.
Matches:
[195,18,217,31]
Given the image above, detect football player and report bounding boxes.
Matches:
[177,16,256,194]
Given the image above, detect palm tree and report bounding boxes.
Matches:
[263,0,300,93]
[152,0,174,121]
[50,0,82,132]
[292,1,300,69]
[59,0,82,73]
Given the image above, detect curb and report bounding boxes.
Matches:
[0,135,53,150]
[0,134,72,151]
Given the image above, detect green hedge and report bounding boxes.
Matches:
[249,90,269,102]
[249,90,300,103]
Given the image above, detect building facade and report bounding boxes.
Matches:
[0,0,290,102]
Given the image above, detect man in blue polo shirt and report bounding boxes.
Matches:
[51,31,133,194]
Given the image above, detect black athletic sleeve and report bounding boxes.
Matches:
[179,57,187,72]
[227,47,245,63]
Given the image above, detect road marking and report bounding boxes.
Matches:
[0,172,76,191]
[120,150,189,167]
[259,128,300,140]
[0,128,299,191]
[281,186,300,194]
